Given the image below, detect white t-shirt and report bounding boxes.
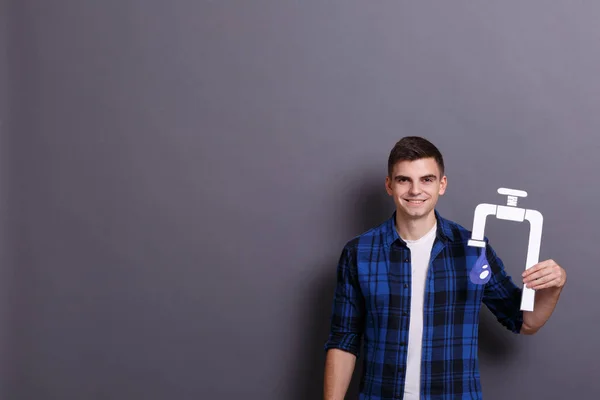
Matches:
[402,223,437,400]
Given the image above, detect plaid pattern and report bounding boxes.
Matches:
[324,210,523,399]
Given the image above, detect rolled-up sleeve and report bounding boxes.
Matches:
[482,241,524,334]
[323,245,365,356]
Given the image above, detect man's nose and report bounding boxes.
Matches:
[409,182,421,195]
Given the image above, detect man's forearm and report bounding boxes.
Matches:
[323,349,356,400]
[522,287,563,334]
[521,259,567,334]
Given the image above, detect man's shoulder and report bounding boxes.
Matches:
[342,217,393,251]
[340,212,483,251]
[437,214,475,245]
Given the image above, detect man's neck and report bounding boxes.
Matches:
[395,212,437,241]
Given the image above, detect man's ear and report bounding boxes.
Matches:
[439,175,447,195]
[385,176,393,196]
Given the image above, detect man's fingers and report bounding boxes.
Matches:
[525,272,556,288]
[525,263,566,289]
[522,263,543,277]
[522,260,554,277]
[523,267,553,283]
[528,279,559,290]
[528,271,563,289]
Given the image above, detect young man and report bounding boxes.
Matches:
[323,136,566,400]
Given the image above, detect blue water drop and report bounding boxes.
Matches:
[470,248,491,285]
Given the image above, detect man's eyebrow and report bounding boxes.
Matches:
[394,175,411,180]
[421,174,437,180]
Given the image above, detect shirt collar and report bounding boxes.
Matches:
[384,209,455,247]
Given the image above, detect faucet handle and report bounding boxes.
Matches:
[498,188,527,207]
[498,188,528,197]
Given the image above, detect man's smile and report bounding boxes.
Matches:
[404,199,427,204]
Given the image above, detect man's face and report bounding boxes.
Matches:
[385,158,447,221]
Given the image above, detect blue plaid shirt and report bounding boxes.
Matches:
[324,210,523,399]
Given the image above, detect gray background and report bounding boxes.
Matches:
[2,1,597,399]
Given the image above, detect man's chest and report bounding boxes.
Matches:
[355,244,485,314]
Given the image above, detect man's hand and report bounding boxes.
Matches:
[522,259,566,291]
[520,259,566,334]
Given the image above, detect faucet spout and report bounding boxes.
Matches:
[468,203,498,248]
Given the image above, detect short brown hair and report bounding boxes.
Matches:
[387,136,445,177]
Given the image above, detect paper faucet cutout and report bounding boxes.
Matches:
[467,188,543,312]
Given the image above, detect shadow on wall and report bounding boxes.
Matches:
[291,177,391,400]
[478,306,522,363]
[290,266,361,400]
[291,176,520,400]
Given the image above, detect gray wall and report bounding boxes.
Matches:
[0,0,10,397]
[5,1,598,399]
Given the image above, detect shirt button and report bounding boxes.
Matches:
[402,312,408,316]
[404,283,409,288]
[404,258,409,262]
